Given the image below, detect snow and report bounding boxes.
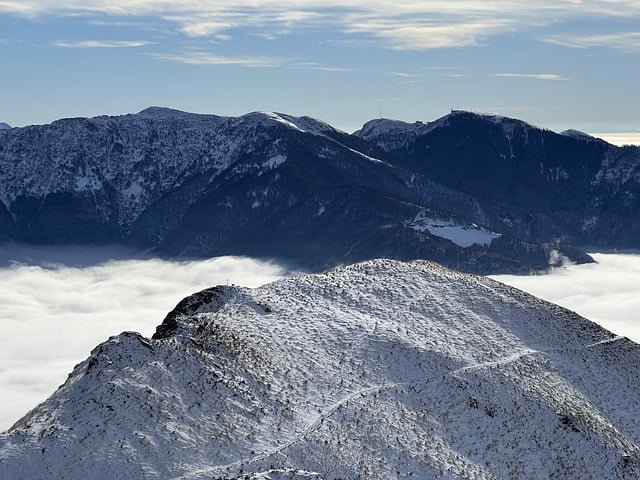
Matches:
[354,118,433,151]
[561,129,599,142]
[408,213,501,247]
[1,259,639,479]
[0,122,11,130]
[0,108,357,232]
[263,154,287,170]
[260,112,305,132]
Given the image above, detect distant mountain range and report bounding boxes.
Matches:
[1,107,639,273]
[2,259,639,479]
[0,123,10,130]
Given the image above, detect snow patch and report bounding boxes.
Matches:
[264,154,287,170]
[261,112,305,133]
[408,214,500,247]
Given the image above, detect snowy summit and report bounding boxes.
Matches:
[1,259,638,479]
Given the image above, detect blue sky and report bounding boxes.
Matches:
[1,1,639,135]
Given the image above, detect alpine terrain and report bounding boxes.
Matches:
[3,108,640,273]
[1,259,638,479]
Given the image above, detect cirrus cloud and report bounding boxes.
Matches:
[542,32,640,52]
[2,1,640,51]
[150,51,288,67]
[54,39,151,48]
[491,72,569,81]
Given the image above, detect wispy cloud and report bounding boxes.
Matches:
[389,72,416,78]
[54,39,151,48]
[3,1,640,52]
[542,32,640,52]
[346,18,511,50]
[492,72,569,81]
[151,51,287,67]
[294,62,356,72]
[178,21,235,38]
[152,54,354,71]
[0,1,36,15]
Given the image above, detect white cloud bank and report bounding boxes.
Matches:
[492,252,640,344]
[0,246,292,431]
[2,248,639,431]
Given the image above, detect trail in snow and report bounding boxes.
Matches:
[174,383,397,479]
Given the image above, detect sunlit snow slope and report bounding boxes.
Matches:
[1,259,639,479]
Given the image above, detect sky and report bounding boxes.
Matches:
[1,1,639,136]
[1,247,639,431]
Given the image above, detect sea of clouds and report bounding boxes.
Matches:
[491,253,640,344]
[1,247,638,431]
[0,245,292,431]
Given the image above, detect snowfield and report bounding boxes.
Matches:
[1,259,639,479]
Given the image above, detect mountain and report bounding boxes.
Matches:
[0,123,10,130]
[355,111,640,248]
[1,259,639,479]
[1,107,639,273]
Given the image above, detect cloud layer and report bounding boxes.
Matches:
[492,253,640,344]
[2,248,639,431]
[0,247,291,431]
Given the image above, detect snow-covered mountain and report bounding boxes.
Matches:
[0,107,638,273]
[0,123,10,130]
[1,259,638,479]
[356,110,640,249]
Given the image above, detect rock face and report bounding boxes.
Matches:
[1,108,639,272]
[1,259,639,479]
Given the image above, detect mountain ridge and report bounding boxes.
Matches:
[1,258,639,479]
[1,108,638,273]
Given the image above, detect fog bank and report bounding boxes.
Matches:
[2,248,638,432]
[492,253,640,344]
[0,246,292,431]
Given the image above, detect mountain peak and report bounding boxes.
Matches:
[137,106,186,117]
[135,106,222,123]
[441,109,543,130]
[0,122,11,130]
[239,111,338,136]
[560,129,603,143]
[2,258,639,479]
